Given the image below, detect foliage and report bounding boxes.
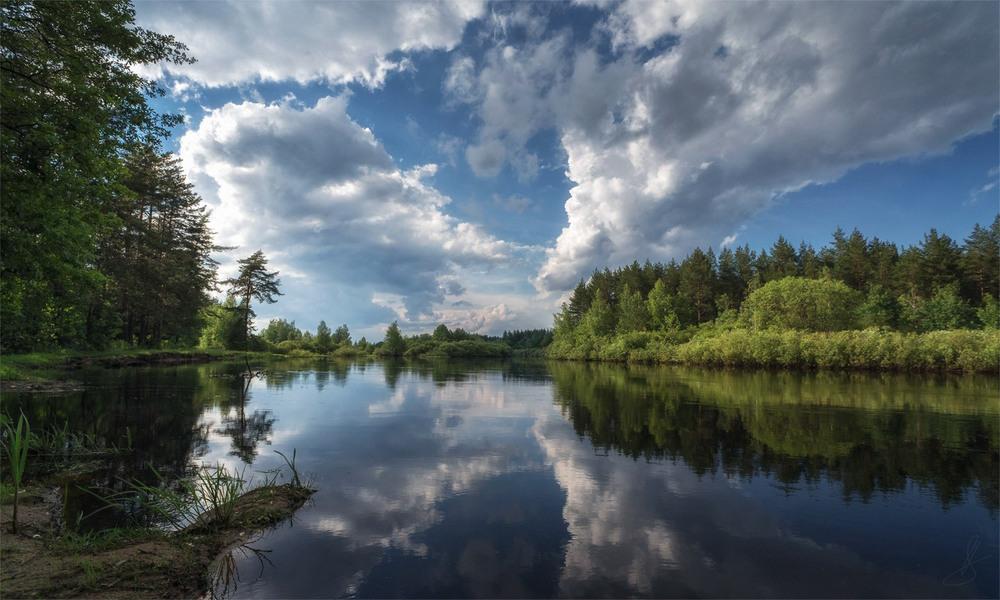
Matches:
[223,250,283,349]
[1,0,194,352]
[97,146,220,347]
[375,321,406,357]
[549,218,998,371]
[260,318,302,345]
[978,294,1000,330]
[740,276,862,332]
[2,414,30,532]
[899,285,977,332]
[315,321,333,354]
[198,297,245,349]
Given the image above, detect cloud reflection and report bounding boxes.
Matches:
[207,364,996,599]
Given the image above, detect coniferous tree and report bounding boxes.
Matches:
[680,248,716,324]
[96,146,219,346]
[224,250,282,347]
[379,321,406,357]
[919,229,962,296]
[1,0,192,351]
[315,321,333,353]
[961,216,1000,304]
[333,324,352,346]
[767,236,799,281]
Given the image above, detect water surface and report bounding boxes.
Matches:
[4,360,997,598]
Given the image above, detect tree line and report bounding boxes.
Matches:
[1,1,218,352]
[0,1,292,355]
[550,218,999,370]
[203,313,553,360]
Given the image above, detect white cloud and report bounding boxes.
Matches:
[438,2,998,293]
[181,96,521,326]
[135,0,486,88]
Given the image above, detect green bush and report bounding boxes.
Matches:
[741,277,862,332]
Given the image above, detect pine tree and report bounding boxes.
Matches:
[224,251,282,347]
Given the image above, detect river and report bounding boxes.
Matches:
[3,359,997,598]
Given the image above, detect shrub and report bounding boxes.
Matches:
[741,277,862,332]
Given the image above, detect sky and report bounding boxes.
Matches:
[132,0,1000,342]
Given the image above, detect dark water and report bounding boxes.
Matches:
[3,359,998,598]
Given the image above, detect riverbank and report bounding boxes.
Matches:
[547,327,1000,373]
[0,479,314,599]
[0,349,269,388]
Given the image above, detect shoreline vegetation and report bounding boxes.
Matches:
[2,0,995,377]
[0,412,315,599]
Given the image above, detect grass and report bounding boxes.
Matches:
[105,463,251,532]
[101,452,313,533]
[2,413,30,532]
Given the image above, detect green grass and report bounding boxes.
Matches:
[102,452,312,533]
[3,413,30,532]
[549,327,1000,373]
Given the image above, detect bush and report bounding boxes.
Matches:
[741,277,862,332]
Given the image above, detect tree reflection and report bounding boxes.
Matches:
[549,362,999,513]
[215,372,275,464]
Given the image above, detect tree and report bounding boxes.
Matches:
[857,285,901,329]
[647,279,679,331]
[378,321,406,357]
[961,216,1000,304]
[901,284,976,332]
[315,321,333,353]
[740,276,862,332]
[261,319,302,345]
[919,229,962,295]
[1,0,192,351]
[580,289,615,338]
[680,247,716,324]
[616,284,648,333]
[433,324,451,342]
[224,251,282,347]
[199,297,245,349]
[831,228,871,291]
[767,236,799,281]
[333,324,351,346]
[96,146,219,347]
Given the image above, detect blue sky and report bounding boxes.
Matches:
[134,1,999,341]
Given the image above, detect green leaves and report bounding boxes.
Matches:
[1,1,199,352]
[223,250,283,348]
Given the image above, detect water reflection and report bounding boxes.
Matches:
[215,374,275,464]
[2,360,996,598]
[549,362,999,512]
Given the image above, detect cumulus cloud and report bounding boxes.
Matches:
[180,95,517,323]
[135,0,486,88]
[440,2,999,293]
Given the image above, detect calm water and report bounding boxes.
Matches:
[3,359,998,599]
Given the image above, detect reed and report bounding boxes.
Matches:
[3,413,30,533]
[112,463,250,532]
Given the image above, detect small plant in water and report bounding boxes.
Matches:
[111,463,250,532]
[95,448,314,534]
[274,449,303,488]
[2,413,30,533]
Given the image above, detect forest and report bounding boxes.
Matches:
[0,0,551,361]
[1,1,212,353]
[3,1,996,372]
[548,219,1000,371]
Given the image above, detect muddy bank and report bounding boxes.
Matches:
[0,483,314,599]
